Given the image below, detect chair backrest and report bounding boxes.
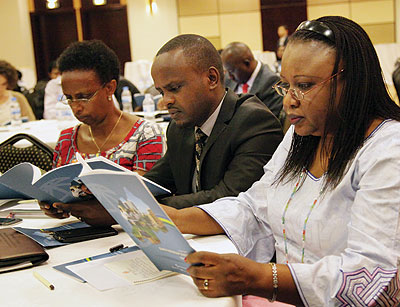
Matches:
[0,133,54,173]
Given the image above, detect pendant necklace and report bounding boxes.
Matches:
[89,111,123,154]
[281,168,324,263]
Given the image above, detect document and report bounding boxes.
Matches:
[0,156,170,204]
[79,168,195,276]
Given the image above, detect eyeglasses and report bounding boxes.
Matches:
[296,20,335,43]
[60,83,105,107]
[272,69,344,101]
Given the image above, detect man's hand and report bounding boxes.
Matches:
[39,201,69,219]
[52,199,117,226]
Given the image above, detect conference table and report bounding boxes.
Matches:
[1,216,241,307]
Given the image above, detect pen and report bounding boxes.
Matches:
[109,243,124,253]
[33,271,55,290]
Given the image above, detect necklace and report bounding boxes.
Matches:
[281,168,324,263]
[88,111,123,154]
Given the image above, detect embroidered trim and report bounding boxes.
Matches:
[336,267,400,306]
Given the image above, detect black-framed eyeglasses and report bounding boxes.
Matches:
[296,20,335,43]
[272,69,344,101]
[60,83,105,107]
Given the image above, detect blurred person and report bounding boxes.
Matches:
[277,24,289,48]
[0,60,35,125]
[222,42,283,117]
[27,60,60,119]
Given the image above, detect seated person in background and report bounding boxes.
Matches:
[43,74,62,119]
[162,16,400,306]
[0,60,35,125]
[113,75,140,110]
[273,45,285,74]
[52,40,165,172]
[49,34,283,223]
[221,42,283,118]
[27,60,60,119]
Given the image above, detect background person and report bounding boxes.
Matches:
[163,16,400,306]
[277,24,289,48]
[27,60,60,119]
[221,42,283,118]
[0,60,35,125]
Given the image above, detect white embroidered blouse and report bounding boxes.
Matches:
[199,120,400,306]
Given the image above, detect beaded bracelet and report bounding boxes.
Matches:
[268,263,278,302]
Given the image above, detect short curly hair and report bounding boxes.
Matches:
[0,60,18,89]
[58,40,120,85]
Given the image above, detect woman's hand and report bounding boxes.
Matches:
[186,251,269,298]
[39,201,69,219]
[52,199,117,226]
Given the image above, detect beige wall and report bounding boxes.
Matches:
[307,0,396,44]
[0,0,36,88]
[177,0,263,51]
[126,0,179,61]
[0,0,397,85]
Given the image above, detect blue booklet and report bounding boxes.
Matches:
[13,221,90,247]
[0,156,170,204]
[79,169,195,275]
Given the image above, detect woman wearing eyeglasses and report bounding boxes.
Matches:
[51,40,165,174]
[160,16,400,306]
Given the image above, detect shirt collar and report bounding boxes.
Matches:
[196,91,227,137]
[246,60,261,89]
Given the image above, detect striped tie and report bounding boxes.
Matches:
[194,128,207,192]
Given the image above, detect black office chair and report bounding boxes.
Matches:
[0,133,54,173]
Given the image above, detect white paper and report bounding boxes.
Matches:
[66,252,134,291]
[104,249,176,284]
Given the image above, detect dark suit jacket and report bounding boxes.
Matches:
[144,89,283,209]
[225,64,283,118]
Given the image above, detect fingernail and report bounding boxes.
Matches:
[57,209,63,213]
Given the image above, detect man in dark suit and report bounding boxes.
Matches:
[221,42,283,118]
[144,34,283,209]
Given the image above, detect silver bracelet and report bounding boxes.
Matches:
[268,263,278,302]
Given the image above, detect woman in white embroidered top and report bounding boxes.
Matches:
[163,16,400,306]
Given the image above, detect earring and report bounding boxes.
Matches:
[108,96,112,101]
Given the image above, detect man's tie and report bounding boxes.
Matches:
[194,128,207,192]
[242,83,249,93]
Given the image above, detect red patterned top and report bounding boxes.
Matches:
[53,118,165,172]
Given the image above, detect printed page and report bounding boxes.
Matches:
[104,249,176,284]
[80,170,194,275]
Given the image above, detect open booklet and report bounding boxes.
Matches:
[78,160,195,276]
[0,156,170,204]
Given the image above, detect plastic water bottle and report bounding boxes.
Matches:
[121,86,133,113]
[55,102,73,123]
[142,94,155,120]
[10,96,22,126]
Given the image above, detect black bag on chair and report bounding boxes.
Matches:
[0,133,54,173]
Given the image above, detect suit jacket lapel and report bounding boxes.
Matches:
[249,64,264,95]
[178,127,196,184]
[201,90,237,162]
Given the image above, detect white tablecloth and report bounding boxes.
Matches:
[0,119,79,149]
[1,217,241,307]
